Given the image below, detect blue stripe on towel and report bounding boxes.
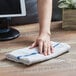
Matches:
[17,53,37,59]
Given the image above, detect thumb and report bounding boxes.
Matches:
[29,41,37,49]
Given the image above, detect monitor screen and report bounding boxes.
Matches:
[0,0,26,18]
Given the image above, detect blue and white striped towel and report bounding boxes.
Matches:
[6,41,71,65]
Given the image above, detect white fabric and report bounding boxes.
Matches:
[6,41,71,65]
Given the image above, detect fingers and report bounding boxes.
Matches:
[29,40,54,56]
[39,40,43,54]
[47,43,51,55]
[43,41,53,55]
[43,42,48,55]
[50,45,54,53]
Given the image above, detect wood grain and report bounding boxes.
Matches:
[62,9,76,29]
[0,22,76,76]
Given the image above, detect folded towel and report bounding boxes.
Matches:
[6,41,71,65]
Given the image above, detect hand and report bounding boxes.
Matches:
[30,33,54,56]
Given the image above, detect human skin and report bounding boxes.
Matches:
[30,0,53,56]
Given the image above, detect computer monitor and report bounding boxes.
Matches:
[0,0,26,41]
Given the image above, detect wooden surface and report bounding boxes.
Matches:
[62,9,76,29]
[0,22,76,76]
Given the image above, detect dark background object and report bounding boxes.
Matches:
[0,0,22,41]
[0,18,20,41]
[52,0,62,21]
[0,0,62,41]
[11,0,62,25]
[0,0,21,15]
[0,0,62,25]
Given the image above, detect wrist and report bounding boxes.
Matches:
[39,31,51,37]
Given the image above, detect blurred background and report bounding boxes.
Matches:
[10,0,62,25]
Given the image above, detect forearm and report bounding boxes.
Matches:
[37,0,52,35]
